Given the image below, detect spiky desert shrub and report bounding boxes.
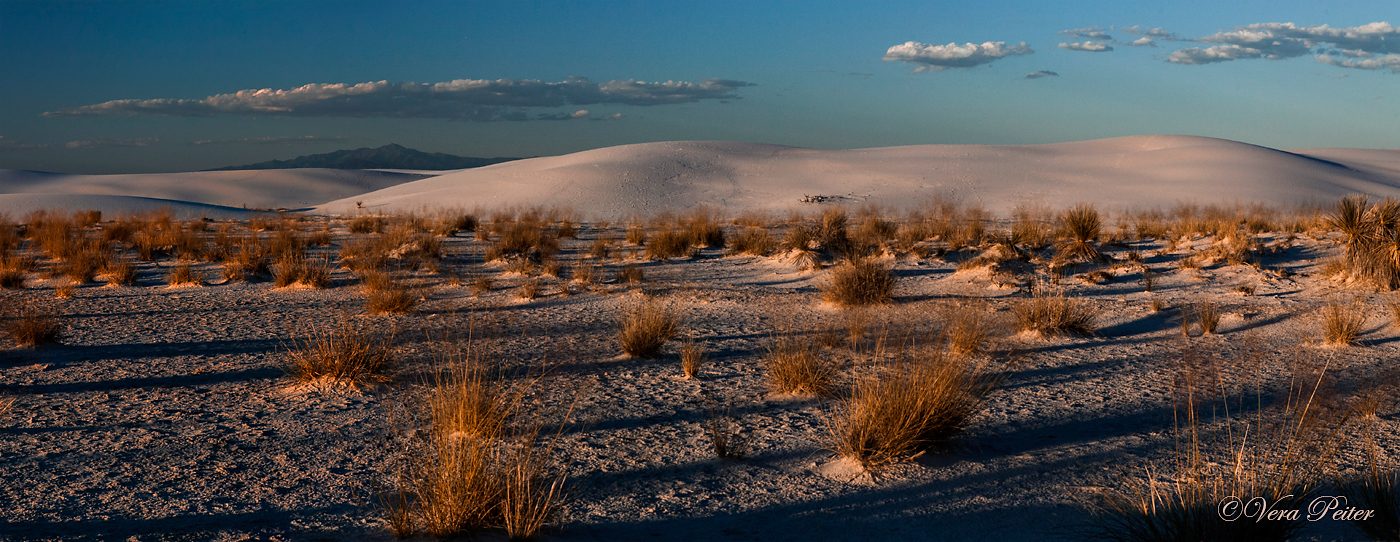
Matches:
[167,263,200,286]
[1056,203,1107,263]
[830,345,997,472]
[645,229,691,260]
[618,298,678,358]
[104,258,137,286]
[822,260,896,307]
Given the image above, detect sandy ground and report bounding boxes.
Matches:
[3,215,1399,541]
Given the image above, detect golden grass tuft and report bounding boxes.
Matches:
[5,300,61,347]
[728,227,775,256]
[1322,299,1365,346]
[1013,286,1097,337]
[618,298,679,358]
[822,260,896,307]
[516,279,540,300]
[615,264,644,285]
[1197,300,1220,334]
[829,344,997,472]
[367,285,419,315]
[104,259,137,286]
[941,301,996,355]
[680,342,705,379]
[0,268,25,289]
[765,335,838,395]
[1056,203,1107,263]
[167,263,201,286]
[286,321,394,386]
[645,229,691,261]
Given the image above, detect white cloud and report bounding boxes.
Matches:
[1060,26,1113,41]
[64,137,159,149]
[882,41,1034,72]
[570,109,589,118]
[1059,41,1113,52]
[1244,21,1399,54]
[1120,26,1185,41]
[1127,37,1156,47]
[1316,53,1400,73]
[0,136,52,151]
[192,135,350,146]
[1196,28,1311,59]
[43,77,755,120]
[1025,70,1059,79]
[1168,45,1265,64]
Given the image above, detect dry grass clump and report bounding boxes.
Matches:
[618,298,679,358]
[704,396,747,460]
[680,342,706,379]
[765,335,838,395]
[727,227,775,256]
[486,221,559,264]
[940,301,996,355]
[103,258,137,286]
[1196,300,1220,335]
[516,279,541,300]
[0,268,25,289]
[646,229,691,261]
[286,320,393,386]
[367,284,419,315]
[822,260,896,307]
[1013,286,1097,336]
[615,264,644,285]
[1056,203,1107,263]
[274,254,331,289]
[830,344,997,472]
[1010,203,1053,248]
[167,263,201,286]
[383,342,569,541]
[1322,299,1365,346]
[471,276,493,296]
[4,300,61,347]
[349,215,387,234]
[588,237,612,259]
[222,240,271,282]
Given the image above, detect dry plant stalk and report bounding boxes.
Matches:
[680,342,706,379]
[1198,300,1220,335]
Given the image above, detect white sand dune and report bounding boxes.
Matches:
[314,135,1400,218]
[0,168,434,217]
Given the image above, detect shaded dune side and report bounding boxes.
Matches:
[315,136,1400,218]
[0,194,278,220]
[0,168,436,211]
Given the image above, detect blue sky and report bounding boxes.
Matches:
[1,0,1397,173]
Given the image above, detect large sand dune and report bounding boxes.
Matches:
[0,168,433,218]
[315,135,1400,218]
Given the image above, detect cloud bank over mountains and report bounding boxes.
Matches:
[44,77,754,121]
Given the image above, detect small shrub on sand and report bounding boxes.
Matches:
[626,224,646,246]
[1013,286,1097,337]
[941,301,996,355]
[349,215,386,234]
[167,263,201,286]
[765,336,838,395]
[822,260,896,307]
[830,345,997,472]
[728,227,775,256]
[704,396,747,460]
[0,268,25,289]
[286,321,393,386]
[646,229,691,260]
[1323,300,1365,346]
[680,342,705,379]
[471,276,493,296]
[589,237,612,259]
[53,282,74,298]
[104,259,137,286]
[618,298,678,358]
[516,279,540,300]
[1198,300,1220,334]
[615,264,644,285]
[367,285,419,315]
[5,301,61,347]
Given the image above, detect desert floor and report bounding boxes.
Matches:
[2,213,1398,541]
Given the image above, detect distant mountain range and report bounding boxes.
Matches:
[206,144,523,171]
